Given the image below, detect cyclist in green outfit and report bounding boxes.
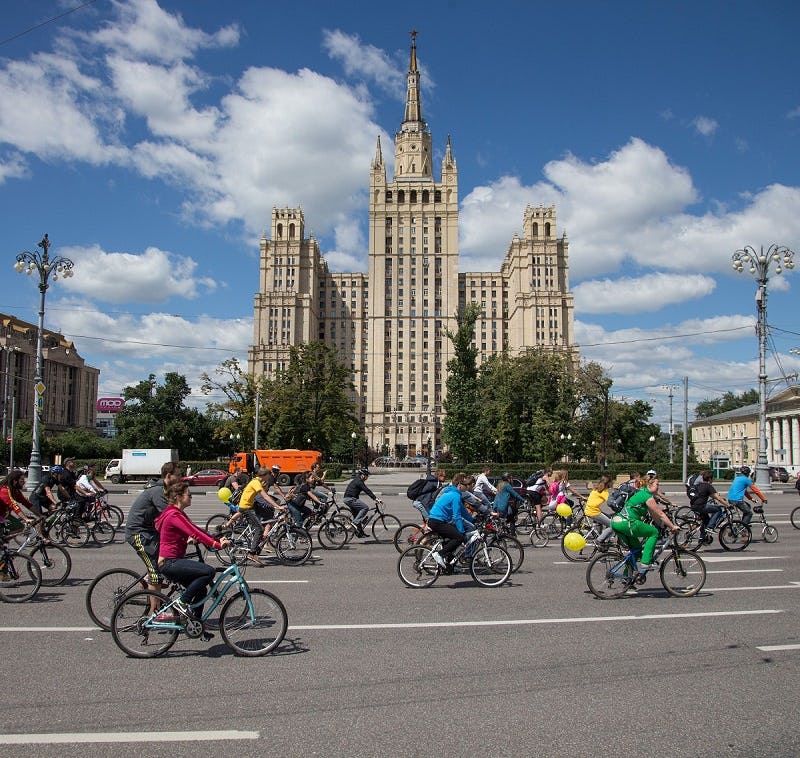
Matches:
[610,475,680,578]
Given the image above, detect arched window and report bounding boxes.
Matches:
[532,222,538,237]
[277,223,283,239]
[434,190,441,202]
[398,190,405,203]
[545,222,551,237]
[410,190,417,204]
[422,190,429,203]
[289,223,296,239]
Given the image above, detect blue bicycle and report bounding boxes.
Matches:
[110,559,287,657]
[585,530,706,598]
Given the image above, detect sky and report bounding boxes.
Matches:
[1,0,799,432]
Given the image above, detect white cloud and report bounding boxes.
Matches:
[692,115,718,137]
[322,29,405,95]
[88,0,240,64]
[0,151,28,184]
[58,244,217,303]
[573,272,717,314]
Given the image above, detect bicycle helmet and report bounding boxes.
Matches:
[740,466,751,476]
[51,465,64,474]
[358,467,370,477]
[502,472,513,482]
[646,469,657,477]
[271,465,281,472]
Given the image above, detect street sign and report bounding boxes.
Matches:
[35,382,45,395]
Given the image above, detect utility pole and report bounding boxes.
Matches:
[662,384,678,464]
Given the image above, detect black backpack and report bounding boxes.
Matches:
[525,470,545,487]
[406,478,428,501]
[685,473,702,501]
[606,480,637,513]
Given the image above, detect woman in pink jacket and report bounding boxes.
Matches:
[155,481,230,634]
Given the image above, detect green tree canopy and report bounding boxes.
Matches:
[695,389,758,418]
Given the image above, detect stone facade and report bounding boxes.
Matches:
[1,313,99,437]
[249,35,575,456]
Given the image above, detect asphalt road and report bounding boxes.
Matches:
[3,485,800,757]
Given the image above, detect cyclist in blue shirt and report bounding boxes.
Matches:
[726,466,767,526]
[427,472,471,571]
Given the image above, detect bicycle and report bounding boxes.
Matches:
[585,530,706,599]
[750,503,778,543]
[397,527,513,588]
[560,516,616,562]
[12,519,72,585]
[790,504,800,530]
[301,487,349,549]
[110,558,288,657]
[0,534,42,602]
[217,509,313,566]
[393,519,432,553]
[340,497,401,543]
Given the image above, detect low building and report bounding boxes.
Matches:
[690,385,800,475]
[1,313,99,437]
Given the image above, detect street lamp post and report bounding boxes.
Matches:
[661,384,678,464]
[732,244,795,490]
[351,431,357,475]
[14,234,74,489]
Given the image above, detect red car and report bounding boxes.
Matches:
[181,469,228,487]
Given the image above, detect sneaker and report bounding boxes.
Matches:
[624,582,639,593]
[173,599,195,619]
[201,630,215,641]
[431,551,448,569]
[154,611,176,622]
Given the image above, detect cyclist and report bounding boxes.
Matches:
[610,475,680,580]
[411,469,447,521]
[689,470,728,537]
[472,465,497,507]
[428,472,471,571]
[0,470,37,537]
[343,468,381,538]
[527,468,553,522]
[29,465,61,516]
[726,466,767,526]
[155,481,231,638]
[493,472,526,531]
[124,461,183,594]
[286,472,326,527]
[645,469,676,512]
[237,466,283,565]
[585,474,615,544]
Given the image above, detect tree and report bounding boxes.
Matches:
[695,389,758,418]
[259,343,357,456]
[442,304,482,462]
[114,372,217,456]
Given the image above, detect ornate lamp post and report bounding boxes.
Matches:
[351,431,357,475]
[14,234,74,489]
[732,244,795,489]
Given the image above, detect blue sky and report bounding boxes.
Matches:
[1,0,799,429]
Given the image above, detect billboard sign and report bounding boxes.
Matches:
[97,397,125,413]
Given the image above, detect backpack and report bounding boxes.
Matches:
[406,478,428,501]
[606,480,637,513]
[525,470,545,487]
[685,473,702,501]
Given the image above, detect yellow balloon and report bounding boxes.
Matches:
[556,503,572,518]
[563,531,586,551]
[217,486,233,503]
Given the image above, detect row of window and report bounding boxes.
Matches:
[384,190,442,203]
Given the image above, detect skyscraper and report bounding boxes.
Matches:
[250,33,575,458]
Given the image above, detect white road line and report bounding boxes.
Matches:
[708,569,783,574]
[0,730,259,745]
[708,584,800,592]
[701,555,786,562]
[246,580,309,584]
[288,608,782,631]
[756,644,800,652]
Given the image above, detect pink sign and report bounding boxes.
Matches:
[97,397,125,413]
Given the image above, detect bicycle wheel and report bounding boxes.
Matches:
[672,506,694,522]
[92,521,117,545]
[585,550,630,599]
[529,524,549,548]
[0,552,42,602]
[540,513,564,540]
[219,588,288,656]
[205,514,229,534]
[492,535,524,572]
[371,513,402,543]
[58,519,90,548]
[397,545,440,588]
[99,504,124,529]
[790,506,800,530]
[317,517,348,549]
[674,519,703,551]
[393,522,426,553]
[470,544,512,587]
[86,568,146,630]
[25,543,71,586]
[718,521,752,551]
[515,507,535,536]
[276,527,313,565]
[762,525,778,543]
[111,590,178,658]
[659,549,706,597]
[560,531,598,562]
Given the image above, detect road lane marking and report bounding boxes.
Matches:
[708,569,783,574]
[756,644,800,652]
[702,555,785,562]
[288,608,782,631]
[708,584,800,592]
[0,730,259,745]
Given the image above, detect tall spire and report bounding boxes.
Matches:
[373,135,383,168]
[402,29,424,129]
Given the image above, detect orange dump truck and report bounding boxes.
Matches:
[229,449,322,486]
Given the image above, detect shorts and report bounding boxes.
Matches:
[127,533,161,584]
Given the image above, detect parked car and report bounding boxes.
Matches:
[769,465,789,483]
[487,476,528,500]
[181,468,228,487]
[371,456,399,467]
